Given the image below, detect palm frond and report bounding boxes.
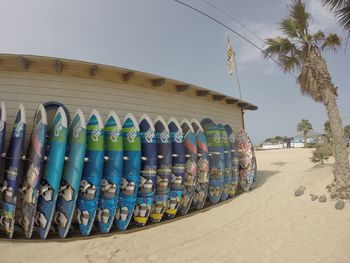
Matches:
[321,0,347,11]
[280,55,301,72]
[321,33,342,51]
[298,63,323,102]
[279,18,299,38]
[289,0,310,36]
[336,4,350,33]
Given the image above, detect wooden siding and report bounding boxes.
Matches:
[0,71,243,148]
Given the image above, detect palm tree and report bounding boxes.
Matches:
[324,120,332,139]
[321,0,350,35]
[297,119,313,146]
[264,0,350,198]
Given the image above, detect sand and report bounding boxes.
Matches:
[1,148,349,263]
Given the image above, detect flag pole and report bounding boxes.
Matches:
[233,54,242,99]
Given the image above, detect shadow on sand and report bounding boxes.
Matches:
[253,170,281,190]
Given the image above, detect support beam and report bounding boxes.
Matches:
[226,98,239,105]
[123,71,134,81]
[176,84,190,92]
[212,95,226,101]
[196,90,210,97]
[18,56,31,70]
[54,60,64,73]
[152,78,166,87]
[90,65,98,77]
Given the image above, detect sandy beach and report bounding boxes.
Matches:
[0,148,349,263]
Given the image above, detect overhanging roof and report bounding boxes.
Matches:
[0,54,258,111]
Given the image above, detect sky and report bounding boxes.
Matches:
[0,0,349,144]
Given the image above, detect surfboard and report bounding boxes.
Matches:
[133,114,157,226]
[191,119,209,210]
[20,104,48,238]
[0,104,26,238]
[224,124,239,198]
[179,119,197,215]
[55,110,86,238]
[0,102,6,190]
[36,107,68,239]
[165,117,185,218]
[116,113,141,230]
[217,124,232,201]
[201,119,224,204]
[77,110,104,236]
[149,116,172,223]
[237,129,255,192]
[97,111,123,233]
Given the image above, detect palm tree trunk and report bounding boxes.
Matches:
[304,131,307,148]
[313,53,350,198]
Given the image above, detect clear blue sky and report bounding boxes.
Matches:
[0,0,349,144]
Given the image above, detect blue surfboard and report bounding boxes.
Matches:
[191,119,209,210]
[165,117,185,219]
[77,110,104,236]
[0,104,26,238]
[201,119,224,204]
[20,104,47,238]
[55,110,86,238]
[149,116,172,223]
[115,113,141,231]
[217,124,232,201]
[97,111,123,233]
[179,119,197,215]
[224,124,239,198]
[133,114,157,226]
[37,107,68,239]
[0,102,6,190]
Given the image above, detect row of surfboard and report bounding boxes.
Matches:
[0,101,256,239]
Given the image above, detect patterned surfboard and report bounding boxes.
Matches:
[133,114,157,226]
[191,119,209,210]
[237,129,255,192]
[37,107,68,239]
[0,102,6,189]
[201,119,224,204]
[149,116,172,223]
[97,111,123,233]
[0,104,26,238]
[55,110,86,238]
[77,110,104,236]
[179,119,197,215]
[165,117,185,218]
[224,124,239,198]
[116,113,141,230]
[20,105,48,239]
[217,124,232,201]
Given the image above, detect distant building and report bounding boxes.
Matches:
[261,132,323,150]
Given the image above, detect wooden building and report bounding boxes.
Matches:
[0,54,257,143]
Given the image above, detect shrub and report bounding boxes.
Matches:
[311,143,332,165]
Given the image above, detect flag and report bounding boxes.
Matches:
[227,36,235,75]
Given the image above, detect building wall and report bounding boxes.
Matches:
[0,70,243,147]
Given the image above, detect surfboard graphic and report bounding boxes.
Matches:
[201,118,224,204]
[191,119,209,210]
[97,111,123,233]
[116,113,141,231]
[179,119,197,215]
[224,124,240,198]
[217,124,232,201]
[37,107,68,239]
[133,114,157,226]
[0,102,6,190]
[149,116,172,222]
[0,104,26,238]
[77,110,104,236]
[55,110,86,238]
[19,105,47,238]
[237,129,255,192]
[165,117,185,219]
